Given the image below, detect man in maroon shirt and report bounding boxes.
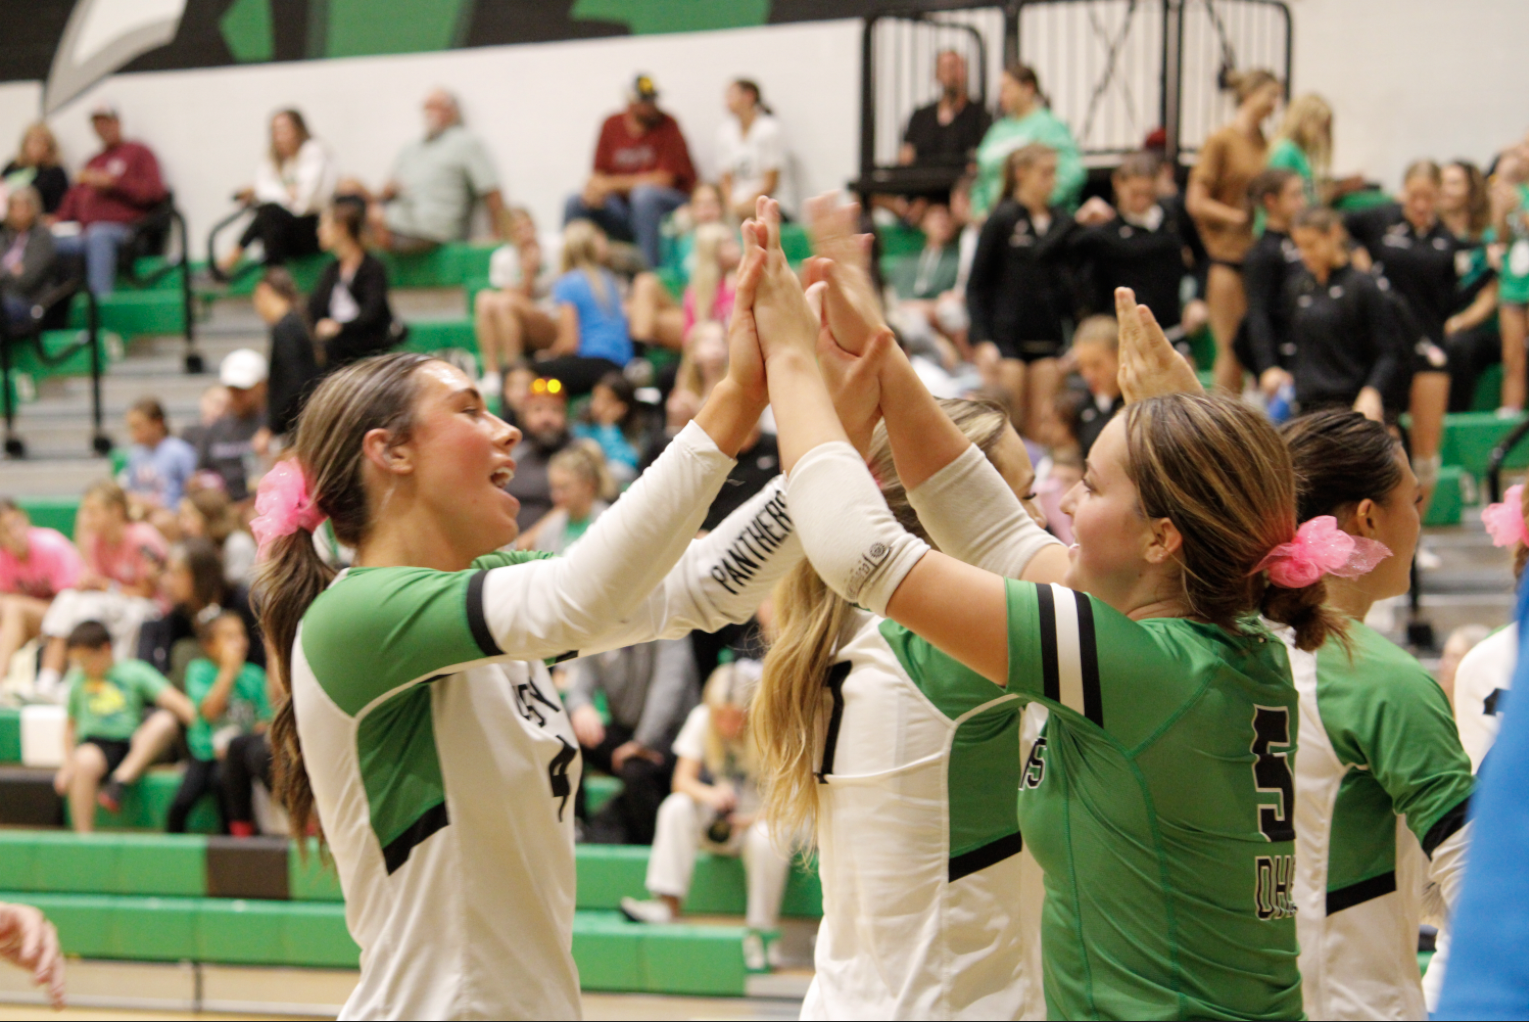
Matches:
[563,74,696,269]
[49,103,167,295]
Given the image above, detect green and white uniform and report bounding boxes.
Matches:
[1499,184,1529,305]
[1010,588,1304,1021]
[1282,622,1473,1021]
[292,423,801,1020]
[801,445,1064,1021]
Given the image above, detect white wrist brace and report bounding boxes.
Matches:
[907,443,1063,580]
[786,441,929,616]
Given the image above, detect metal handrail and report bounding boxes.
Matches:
[1486,415,1529,503]
[0,280,105,459]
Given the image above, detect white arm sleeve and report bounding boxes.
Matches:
[571,475,803,657]
[477,421,733,661]
[786,441,929,616]
[906,443,1064,580]
[1427,821,1471,922]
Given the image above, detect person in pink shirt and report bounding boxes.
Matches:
[0,500,83,687]
[35,481,167,701]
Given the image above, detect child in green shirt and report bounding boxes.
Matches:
[167,610,272,834]
[55,620,194,832]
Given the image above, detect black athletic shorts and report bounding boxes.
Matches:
[990,337,1063,363]
[80,737,131,775]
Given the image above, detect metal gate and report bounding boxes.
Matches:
[858,0,1291,183]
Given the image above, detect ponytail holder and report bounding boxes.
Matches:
[1482,484,1529,549]
[251,460,327,560]
[1253,515,1392,589]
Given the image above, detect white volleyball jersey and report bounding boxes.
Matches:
[801,608,1038,1021]
[290,427,801,1020]
[1452,624,1516,772]
[1284,623,1474,1022]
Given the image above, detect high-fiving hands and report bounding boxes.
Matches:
[1114,287,1204,404]
[0,902,64,1009]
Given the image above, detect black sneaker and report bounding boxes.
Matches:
[97,778,125,814]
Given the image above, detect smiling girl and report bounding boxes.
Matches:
[254,264,805,1017]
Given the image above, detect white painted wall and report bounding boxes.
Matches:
[0,2,1524,251]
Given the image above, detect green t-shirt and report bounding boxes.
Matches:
[1499,183,1529,304]
[1267,138,1315,198]
[1001,581,1302,1021]
[888,244,961,302]
[184,659,272,762]
[67,659,170,742]
[972,108,1085,216]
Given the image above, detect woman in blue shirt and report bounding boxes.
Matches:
[541,219,634,395]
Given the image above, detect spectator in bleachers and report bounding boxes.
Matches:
[138,538,263,689]
[3,123,68,214]
[503,375,572,530]
[1187,68,1281,392]
[475,207,559,401]
[521,443,611,555]
[631,215,737,354]
[717,79,789,220]
[971,64,1084,216]
[1267,93,1367,209]
[54,620,194,832]
[362,89,505,253]
[218,108,336,274]
[899,50,992,171]
[253,267,323,443]
[574,371,642,483]
[1491,150,1529,413]
[180,384,228,454]
[196,349,268,504]
[310,196,400,368]
[1287,207,1406,421]
[1071,151,1207,342]
[0,185,58,330]
[658,181,727,288]
[568,636,699,846]
[48,102,166,296]
[564,74,697,269]
[888,202,967,367]
[34,481,167,702]
[620,658,797,970]
[167,609,270,834]
[1059,314,1122,457]
[122,397,197,512]
[1441,160,1501,412]
[0,499,82,689]
[177,486,257,587]
[966,143,1075,444]
[1236,168,1308,404]
[541,220,634,396]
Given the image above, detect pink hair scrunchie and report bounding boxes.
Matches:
[251,460,327,560]
[1482,484,1529,549]
[1254,515,1392,589]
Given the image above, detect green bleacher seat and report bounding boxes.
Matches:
[1424,465,1466,527]
[54,767,222,834]
[0,831,204,896]
[877,221,927,259]
[575,843,821,918]
[14,497,81,537]
[68,290,187,339]
[0,707,19,762]
[1472,363,1504,413]
[1438,411,1529,477]
[7,329,123,383]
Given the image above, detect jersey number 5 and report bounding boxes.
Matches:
[1250,706,1295,843]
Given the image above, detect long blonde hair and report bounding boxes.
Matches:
[702,659,761,781]
[689,223,734,325]
[753,399,1010,842]
[1274,93,1332,177]
[560,218,614,310]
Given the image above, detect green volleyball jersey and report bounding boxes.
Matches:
[1004,581,1303,1022]
[1289,622,1474,1021]
[1501,183,1529,304]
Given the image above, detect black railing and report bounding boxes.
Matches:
[0,281,109,459]
[1487,417,1529,504]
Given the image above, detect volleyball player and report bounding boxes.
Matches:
[254,259,810,1017]
[747,196,1340,1020]
[1236,168,1307,404]
[1278,411,1474,1020]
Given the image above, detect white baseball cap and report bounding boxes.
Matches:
[220,348,268,389]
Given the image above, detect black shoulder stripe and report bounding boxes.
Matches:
[1073,591,1103,727]
[816,662,852,782]
[465,570,502,657]
[949,831,1023,882]
[1036,585,1059,703]
[382,801,450,875]
[1325,870,1396,914]
[1422,796,1471,857]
